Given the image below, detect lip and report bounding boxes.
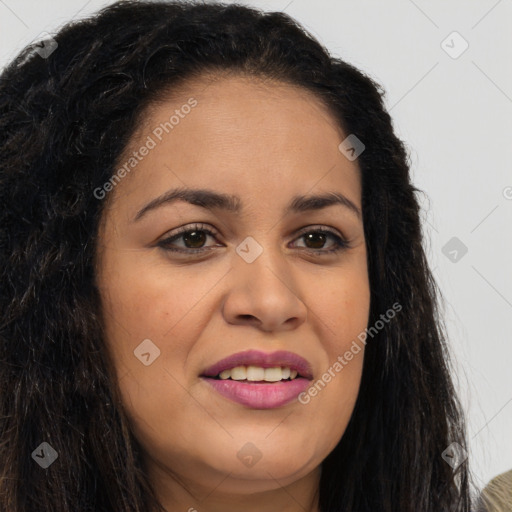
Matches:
[202,378,311,409]
[201,349,314,380]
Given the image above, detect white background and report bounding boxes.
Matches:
[1,0,511,495]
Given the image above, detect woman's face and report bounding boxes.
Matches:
[95,74,370,502]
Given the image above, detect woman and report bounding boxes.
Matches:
[0,1,472,510]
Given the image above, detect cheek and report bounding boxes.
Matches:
[97,250,222,439]
[102,267,203,458]
[315,261,371,345]
[97,249,208,371]
[296,348,365,461]
[298,266,369,446]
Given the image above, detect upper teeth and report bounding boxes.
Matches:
[218,366,298,381]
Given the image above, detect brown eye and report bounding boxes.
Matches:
[158,224,220,254]
[291,227,350,255]
[303,232,327,249]
[181,230,208,249]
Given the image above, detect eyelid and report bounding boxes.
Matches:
[161,222,219,239]
[293,224,346,239]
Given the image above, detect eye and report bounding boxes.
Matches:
[290,226,350,255]
[157,223,220,254]
[157,223,350,256]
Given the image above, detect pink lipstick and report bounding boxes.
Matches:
[200,349,313,409]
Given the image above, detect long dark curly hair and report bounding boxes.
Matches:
[0,1,471,510]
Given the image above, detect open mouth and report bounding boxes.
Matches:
[200,349,313,408]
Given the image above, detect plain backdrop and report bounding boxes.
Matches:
[1,0,511,495]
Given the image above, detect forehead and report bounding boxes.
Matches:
[108,72,361,216]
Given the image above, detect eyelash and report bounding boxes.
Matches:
[157,223,350,256]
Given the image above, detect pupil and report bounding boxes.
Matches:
[184,231,206,248]
[305,232,325,249]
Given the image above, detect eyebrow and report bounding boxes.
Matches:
[133,187,361,222]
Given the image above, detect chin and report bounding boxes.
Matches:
[211,462,316,495]
[199,445,319,492]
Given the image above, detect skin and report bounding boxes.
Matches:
[95,73,370,512]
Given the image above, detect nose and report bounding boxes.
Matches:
[222,243,308,332]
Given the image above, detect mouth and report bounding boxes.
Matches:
[201,349,313,380]
[200,349,313,409]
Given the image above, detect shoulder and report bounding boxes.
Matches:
[476,469,512,512]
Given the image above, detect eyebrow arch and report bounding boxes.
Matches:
[133,187,361,222]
